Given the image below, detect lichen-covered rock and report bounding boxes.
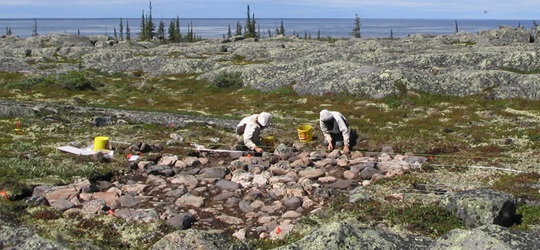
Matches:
[4,29,540,99]
[0,224,69,250]
[150,229,249,250]
[428,224,540,250]
[0,102,36,118]
[441,189,516,228]
[274,220,432,250]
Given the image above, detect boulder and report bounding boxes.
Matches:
[274,220,432,250]
[429,224,540,249]
[441,189,519,228]
[150,229,249,250]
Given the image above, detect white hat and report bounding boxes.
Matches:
[320,109,333,121]
[257,112,272,127]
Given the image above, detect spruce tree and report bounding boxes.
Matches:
[227,24,232,38]
[146,1,155,41]
[32,19,38,36]
[245,5,252,37]
[351,14,361,38]
[279,21,285,36]
[119,18,124,40]
[168,20,176,42]
[126,20,131,41]
[235,21,242,36]
[5,27,12,36]
[175,16,181,42]
[187,22,194,42]
[140,10,146,40]
[157,20,165,41]
[244,5,257,38]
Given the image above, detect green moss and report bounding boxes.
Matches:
[491,172,540,200]
[323,193,464,238]
[389,203,465,237]
[268,85,296,95]
[500,66,540,74]
[0,199,26,224]
[0,71,24,83]
[247,231,305,249]
[232,54,246,64]
[4,74,56,90]
[451,40,476,46]
[515,204,540,231]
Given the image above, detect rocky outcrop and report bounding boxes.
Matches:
[150,229,249,250]
[149,222,540,249]
[0,99,238,129]
[429,224,540,249]
[0,223,69,250]
[1,26,540,99]
[274,220,433,250]
[441,189,521,228]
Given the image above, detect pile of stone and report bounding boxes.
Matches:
[27,142,426,240]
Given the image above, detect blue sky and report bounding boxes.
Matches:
[1,0,539,20]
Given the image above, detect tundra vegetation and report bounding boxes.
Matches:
[1,67,540,248]
[1,3,540,249]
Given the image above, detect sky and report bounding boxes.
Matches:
[1,0,539,20]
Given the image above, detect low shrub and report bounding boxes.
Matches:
[213,71,243,88]
[58,71,95,90]
[6,75,55,90]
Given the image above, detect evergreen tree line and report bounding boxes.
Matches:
[128,1,200,43]
[4,2,364,41]
[229,5,361,41]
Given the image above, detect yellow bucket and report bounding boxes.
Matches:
[93,136,110,151]
[262,136,275,151]
[297,125,313,142]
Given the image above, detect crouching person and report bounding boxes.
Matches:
[236,112,272,153]
[319,109,357,153]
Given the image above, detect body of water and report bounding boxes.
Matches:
[0,18,535,39]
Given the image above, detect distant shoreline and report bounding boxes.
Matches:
[0,17,535,21]
[1,18,535,39]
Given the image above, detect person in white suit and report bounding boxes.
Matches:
[235,112,272,153]
[319,109,356,153]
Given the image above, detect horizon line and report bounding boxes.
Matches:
[0,17,536,21]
